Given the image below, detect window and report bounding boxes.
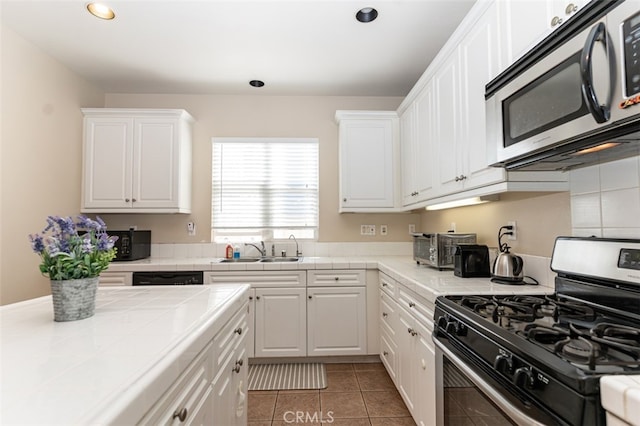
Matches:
[212,137,319,242]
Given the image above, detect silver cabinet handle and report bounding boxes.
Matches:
[173,408,188,422]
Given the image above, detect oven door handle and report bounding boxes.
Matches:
[580,22,615,124]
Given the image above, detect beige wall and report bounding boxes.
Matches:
[420,192,572,257]
[101,93,421,243]
[0,25,105,305]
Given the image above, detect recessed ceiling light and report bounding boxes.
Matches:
[356,7,378,23]
[86,3,115,20]
[249,80,265,88]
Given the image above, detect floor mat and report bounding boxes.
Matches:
[248,363,327,391]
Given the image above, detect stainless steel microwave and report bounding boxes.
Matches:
[486,0,640,171]
[413,233,477,270]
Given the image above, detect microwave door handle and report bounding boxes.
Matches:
[580,22,615,124]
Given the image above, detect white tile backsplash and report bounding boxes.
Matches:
[150,242,413,258]
[570,193,602,228]
[569,164,600,194]
[570,156,640,238]
[599,156,639,191]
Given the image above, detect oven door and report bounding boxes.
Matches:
[433,336,560,426]
[487,16,615,166]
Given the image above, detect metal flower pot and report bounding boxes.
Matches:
[49,277,99,321]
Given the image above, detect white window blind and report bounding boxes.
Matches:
[212,138,319,239]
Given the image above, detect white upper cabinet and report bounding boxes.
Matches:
[81,108,194,214]
[401,81,436,207]
[336,111,399,212]
[434,3,505,196]
[498,0,589,72]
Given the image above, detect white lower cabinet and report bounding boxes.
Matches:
[307,270,367,356]
[307,286,367,356]
[254,287,307,357]
[379,272,436,426]
[206,269,369,358]
[139,299,249,425]
[205,271,307,359]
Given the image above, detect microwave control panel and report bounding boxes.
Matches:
[622,10,640,97]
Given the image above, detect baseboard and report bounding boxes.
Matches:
[249,354,381,365]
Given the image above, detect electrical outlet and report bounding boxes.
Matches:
[360,225,376,236]
[187,222,196,236]
[450,222,457,232]
[408,224,416,234]
[507,221,517,240]
[128,225,137,231]
[380,225,388,236]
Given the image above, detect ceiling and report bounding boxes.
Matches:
[1,0,476,96]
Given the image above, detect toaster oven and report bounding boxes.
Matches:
[413,233,477,270]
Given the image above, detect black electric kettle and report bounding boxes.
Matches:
[491,226,537,285]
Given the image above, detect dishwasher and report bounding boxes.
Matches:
[132,271,204,286]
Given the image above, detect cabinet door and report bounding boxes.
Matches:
[82,117,133,209]
[413,81,436,201]
[254,288,306,357]
[247,289,255,358]
[458,2,505,190]
[212,347,248,426]
[307,287,367,356]
[433,53,462,195]
[339,118,395,210]
[414,321,437,426]
[132,118,181,209]
[396,307,417,415]
[400,103,418,205]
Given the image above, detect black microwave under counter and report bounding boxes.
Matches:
[110,230,151,261]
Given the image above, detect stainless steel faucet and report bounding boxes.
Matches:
[289,234,302,257]
[244,241,266,256]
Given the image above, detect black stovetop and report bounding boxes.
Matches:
[445,293,640,374]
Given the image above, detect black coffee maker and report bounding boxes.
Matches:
[454,244,491,278]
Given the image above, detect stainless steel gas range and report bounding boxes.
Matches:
[433,237,640,425]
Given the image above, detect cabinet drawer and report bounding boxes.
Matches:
[205,271,306,288]
[380,328,398,382]
[213,304,249,377]
[139,342,212,425]
[398,288,434,330]
[379,273,397,298]
[307,270,365,287]
[98,272,132,286]
[379,291,397,337]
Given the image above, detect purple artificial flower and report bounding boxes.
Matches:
[29,234,45,254]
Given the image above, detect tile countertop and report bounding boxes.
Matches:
[601,376,640,426]
[0,284,250,425]
[106,255,555,304]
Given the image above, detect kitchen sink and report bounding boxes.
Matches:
[218,258,261,263]
[259,257,301,262]
[217,257,301,263]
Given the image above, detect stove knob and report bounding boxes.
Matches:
[437,316,449,329]
[445,320,458,335]
[513,367,536,390]
[493,354,513,374]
